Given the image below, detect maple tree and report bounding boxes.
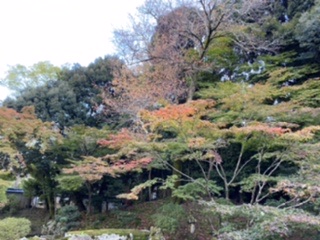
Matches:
[100,93,320,208]
[62,128,152,213]
[0,106,61,176]
[0,106,63,216]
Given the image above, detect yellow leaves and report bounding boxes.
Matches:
[116,193,139,200]
[268,68,289,85]
[116,178,160,200]
[281,126,320,142]
[231,122,290,136]
[271,179,320,200]
[221,83,277,111]
[188,137,207,149]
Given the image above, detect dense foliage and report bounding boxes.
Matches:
[0,217,31,240]
[0,0,320,239]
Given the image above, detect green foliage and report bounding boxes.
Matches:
[55,205,81,233]
[4,195,22,214]
[59,125,110,159]
[67,229,149,240]
[295,0,320,59]
[202,201,320,240]
[152,202,186,234]
[0,217,31,240]
[4,56,118,128]
[206,36,239,70]
[57,175,84,192]
[290,79,320,107]
[196,81,242,101]
[267,65,320,86]
[171,178,222,201]
[239,174,279,193]
[114,210,141,228]
[4,80,90,128]
[22,177,40,198]
[0,178,12,204]
[0,61,61,92]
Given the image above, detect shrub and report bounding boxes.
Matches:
[55,205,81,232]
[114,210,141,228]
[151,202,186,234]
[0,217,31,240]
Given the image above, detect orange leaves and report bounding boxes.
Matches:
[97,128,133,149]
[281,126,320,142]
[103,61,187,119]
[63,156,152,184]
[230,121,320,144]
[233,123,290,136]
[63,157,115,183]
[140,100,216,135]
[142,99,215,121]
[0,107,62,155]
[109,157,152,174]
[142,104,196,122]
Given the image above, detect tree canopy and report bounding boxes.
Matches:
[1,0,320,239]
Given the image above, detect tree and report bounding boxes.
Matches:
[4,56,119,128]
[4,80,87,128]
[61,128,152,213]
[112,0,282,105]
[63,157,114,215]
[0,106,63,217]
[295,0,320,60]
[0,61,61,92]
[97,88,320,207]
[56,125,110,210]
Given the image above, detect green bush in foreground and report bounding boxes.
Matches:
[152,202,186,234]
[0,217,31,240]
[55,205,81,233]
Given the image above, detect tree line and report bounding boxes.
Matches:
[1,0,320,239]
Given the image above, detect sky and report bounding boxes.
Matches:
[0,0,145,101]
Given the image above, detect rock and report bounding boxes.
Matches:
[41,220,64,238]
[68,235,93,240]
[148,227,165,240]
[95,234,127,240]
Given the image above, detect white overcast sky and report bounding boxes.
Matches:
[0,0,145,100]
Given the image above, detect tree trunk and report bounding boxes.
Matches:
[46,193,55,218]
[173,160,182,203]
[148,169,152,201]
[224,184,230,200]
[86,183,92,215]
[187,77,196,101]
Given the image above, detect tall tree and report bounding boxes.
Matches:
[1,61,61,92]
[4,56,119,128]
[112,0,281,105]
[0,106,63,216]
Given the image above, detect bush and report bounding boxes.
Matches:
[114,210,141,228]
[0,217,31,240]
[0,178,12,204]
[55,205,81,232]
[151,202,186,234]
